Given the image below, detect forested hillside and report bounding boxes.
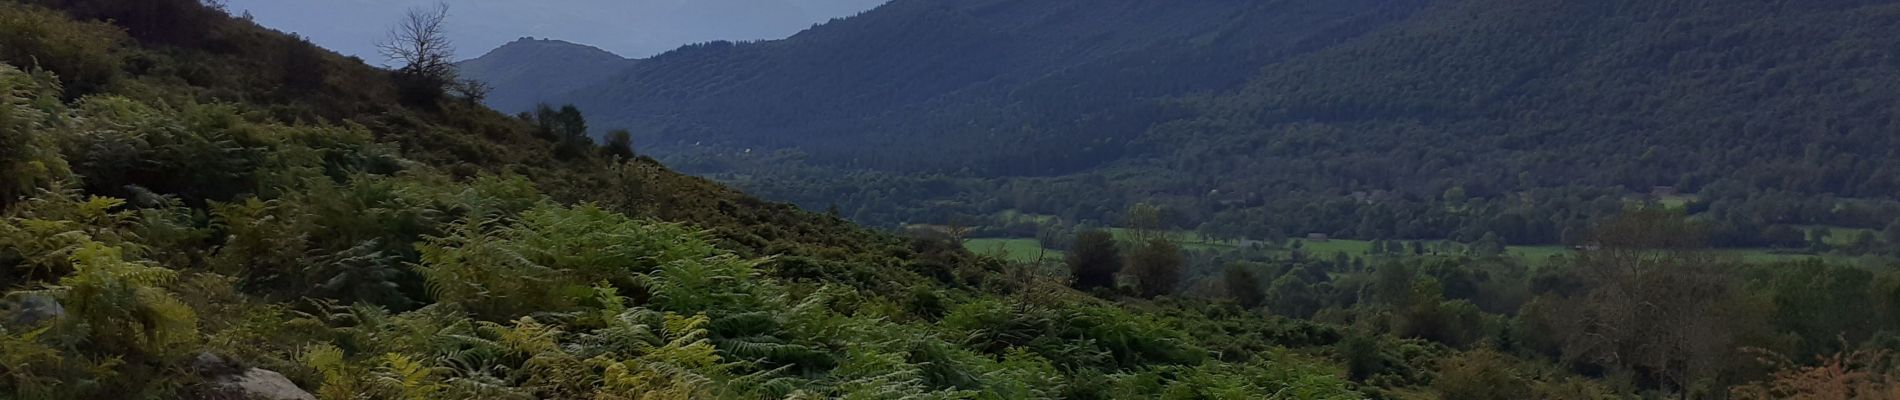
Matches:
[466,0,1900,251]
[554,0,1426,175]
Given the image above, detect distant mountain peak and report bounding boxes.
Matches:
[458,38,635,113]
[470,37,628,63]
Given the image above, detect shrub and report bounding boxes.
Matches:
[0,2,124,94]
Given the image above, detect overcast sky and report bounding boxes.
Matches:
[226,0,888,64]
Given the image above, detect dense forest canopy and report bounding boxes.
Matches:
[466,0,1900,250]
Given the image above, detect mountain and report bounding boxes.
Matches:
[554,0,1428,174]
[469,0,1900,247]
[456,37,634,113]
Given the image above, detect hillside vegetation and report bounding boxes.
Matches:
[8,1,1900,400]
[0,1,1357,398]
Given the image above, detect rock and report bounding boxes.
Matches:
[2,294,64,327]
[216,368,315,400]
[191,352,245,377]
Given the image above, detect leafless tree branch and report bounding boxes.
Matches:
[377,2,454,76]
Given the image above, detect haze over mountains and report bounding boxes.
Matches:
[462,0,1900,243]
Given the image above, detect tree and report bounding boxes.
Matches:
[1125,238,1182,298]
[1543,211,1764,391]
[1222,264,1264,309]
[1126,203,1164,242]
[1337,334,1385,381]
[1808,227,1833,253]
[1443,186,1468,204]
[378,3,452,77]
[603,129,635,159]
[1763,225,1807,249]
[532,104,594,160]
[1371,262,1416,307]
[1266,273,1319,318]
[1472,232,1506,257]
[1433,349,1533,400]
[450,78,492,105]
[377,3,461,106]
[1065,230,1121,291]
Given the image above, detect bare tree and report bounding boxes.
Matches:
[377,3,455,78]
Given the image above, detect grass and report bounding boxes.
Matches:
[1104,228,1241,251]
[966,235,1847,267]
[995,209,1062,225]
[971,210,1872,266]
[965,238,1063,263]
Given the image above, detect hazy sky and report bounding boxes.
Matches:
[226,0,888,64]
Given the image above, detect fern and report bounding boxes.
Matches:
[0,64,71,208]
[300,343,372,400]
[36,239,197,358]
[375,353,446,400]
[0,326,66,399]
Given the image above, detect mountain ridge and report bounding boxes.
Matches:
[457,37,636,113]
[463,0,1900,246]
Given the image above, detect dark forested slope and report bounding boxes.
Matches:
[469,0,1900,244]
[534,0,1429,175]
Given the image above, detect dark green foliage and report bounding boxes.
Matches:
[1266,272,1321,319]
[529,103,593,160]
[1064,229,1119,291]
[1221,264,1263,309]
[1125,238,1182,298]
[1337,334,1383,381]
[1432,349,1533,400]
[0,2,124,94]
[601,129,634,159]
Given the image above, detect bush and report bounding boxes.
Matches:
[0,3,124,94]
[1433,349,1533,400]
[1125,238,1182,298]
[1066,230,1120,291]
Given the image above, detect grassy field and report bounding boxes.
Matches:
[965,236,1840,267]
[965,238,1064,263]
[967,211,1863,265]
[1102,228,1245,251]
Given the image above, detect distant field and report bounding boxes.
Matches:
[968,212,1860,265]
[994,209,1062,225]
[965,238,1063,263]
[965,235,1841,267]
[1103,228,1242,251]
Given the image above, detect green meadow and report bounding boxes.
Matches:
[966,235,1838,267]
